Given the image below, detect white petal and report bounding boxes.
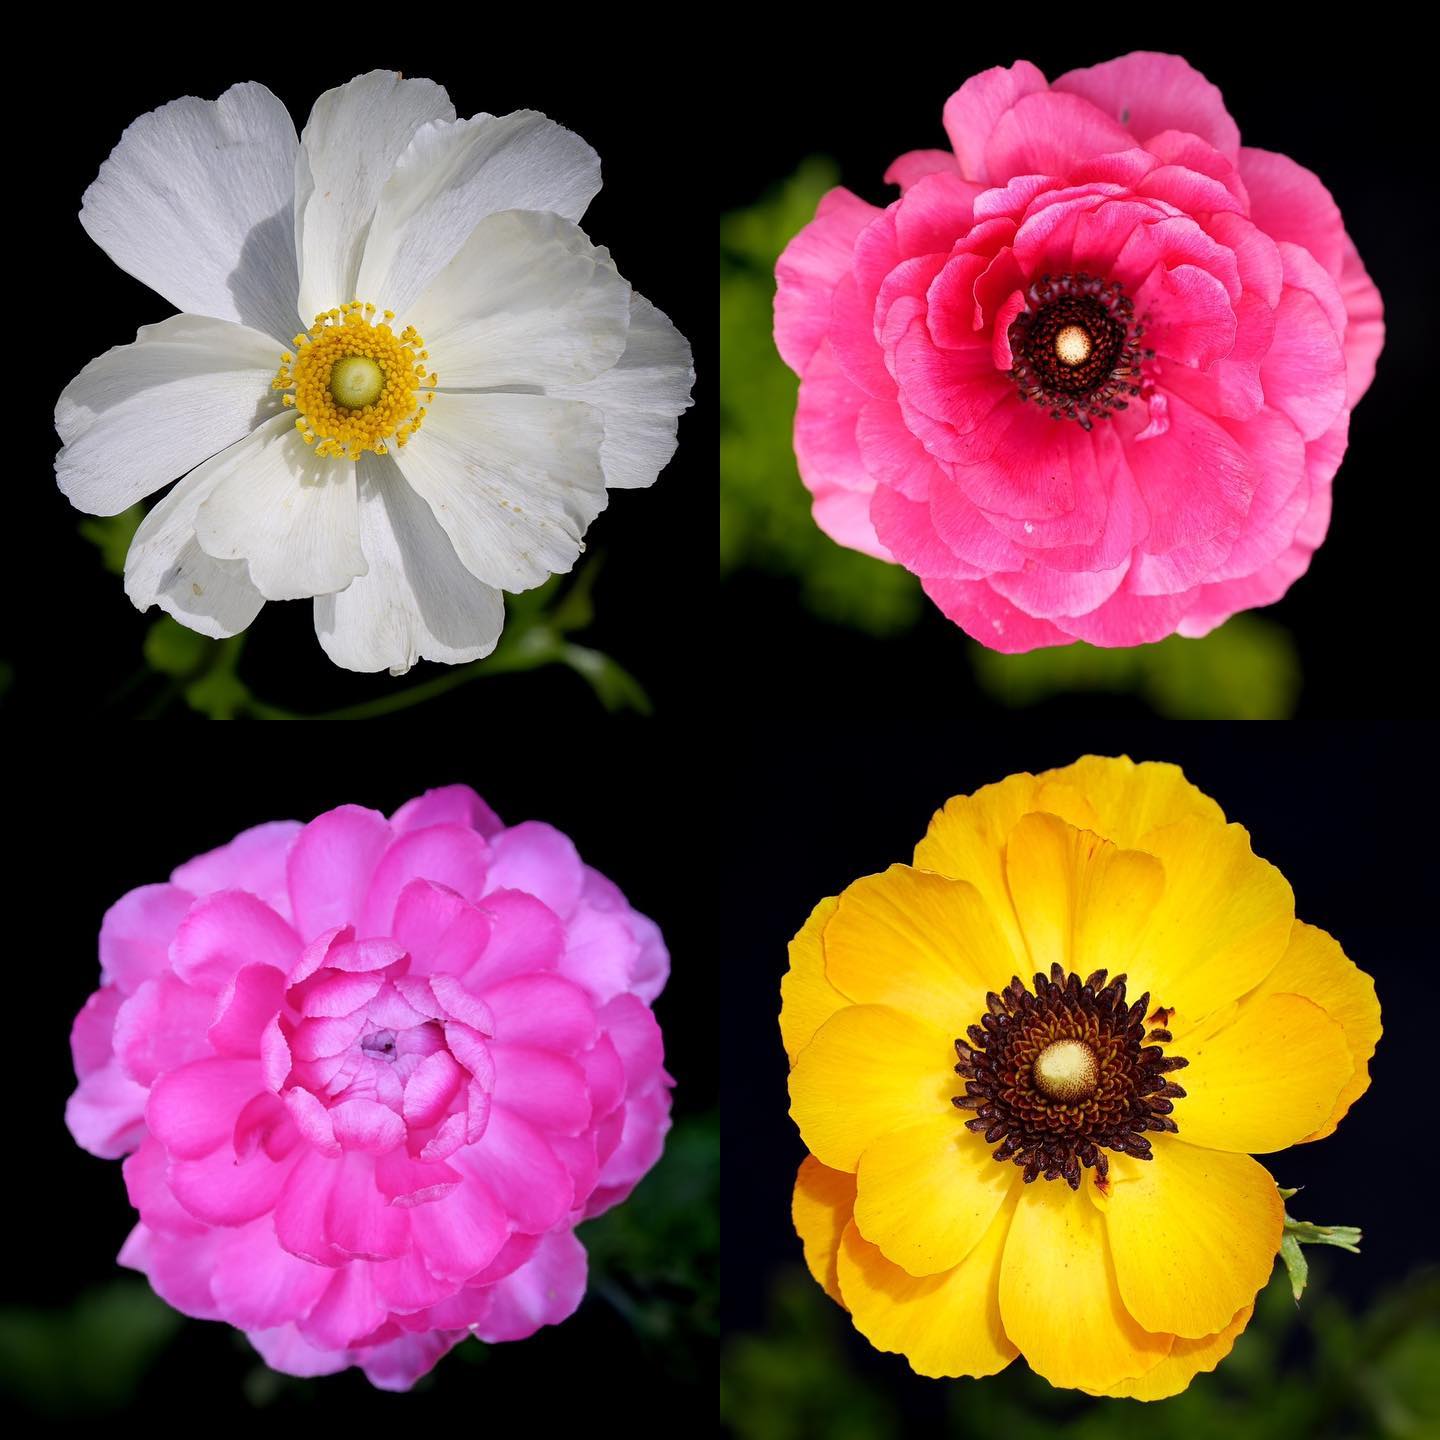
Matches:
[55,314,284,516]
[389,392,605,591]
[124,435,278,640]
[546,296,695,488]
[408,210,630,389]
[355,111,601,318]
[194,419,365,601]
[81,83,299,344]
[314,453,504,675]
[295,71,454,321]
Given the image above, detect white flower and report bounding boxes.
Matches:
[56,71,694,675]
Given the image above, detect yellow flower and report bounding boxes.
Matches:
[782,756,1380,1400]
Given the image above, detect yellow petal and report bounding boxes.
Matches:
[1252,921,1380,1142]
[1087,1303,1253,1401]
[825,865,1019,1028]
[1104,1141,1283,1338]
[788,1004,956,1171]
[1129,816,1294,1020]
[792,1156,856,1307]
[1035,756,1225,847]
[836,1188,1020,1379]
[999,1177,1172,1391]
[780,896,847,1064]
[912,772,1040,958]
[1004,812,1165,979]
[854,1113,1016,1276]
[1174,992,1351,1153]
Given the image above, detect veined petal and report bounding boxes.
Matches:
[1251,921,1380,1141]
[1004,812,1165,978]
[80,82,299,343]
[315,452,503,676]
[533,295,694,489]
[389,392,605,593]
[356,110,601,319]
[824,866,1017,1029]
[792,1157,856,1306]
[56,314,284,516]
[779,896,846,1064]
[1032,756,1226,848]
[408,209,630,389]
[1087,1303,1253,1401]
[999,1179,1172,1390]
[294,70,454,322]
[194,416,365,601]
[836,1187,1019,1379]
[1104,1142,1282,1338]
[1170,992,1350,1153]
[788,1004,956,1171]
[854,1114,1017,1276]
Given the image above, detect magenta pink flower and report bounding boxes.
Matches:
[65,786,671,1390]
[774,52,1383,650]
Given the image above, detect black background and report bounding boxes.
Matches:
[721,30,1431,719]
[12,737,712,1419]
[723,720,1430,1339]
[19,47,711,720]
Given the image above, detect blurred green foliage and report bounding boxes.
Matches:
[75,510,650,720]
[722,1261,1440,1440]
[720,164,1302,717]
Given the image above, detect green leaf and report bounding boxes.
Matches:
[1280,1232,1309,1302]
[558,643,652,714]
[143,616,215,679]
[78,506,145,576]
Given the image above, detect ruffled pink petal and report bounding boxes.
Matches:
[371,1248,461,1312]
[891,171,986,258]
[300,970,384,1018]
[299,1261,388,1351]
[124,1136,207,1236]
[591,1084,672,1200]
[375,1148,461,1207]
[1132,261,1237,368]
[66,1060,149,1158]
[555,904,636,1003]
[984,91,1134,185]
[457,1106,572,1233]
[884,148,959,191]
[275,1149,348,1265]
[472,1231,588,1343]
[922,574,1072,652]
[402,1050,466,1129]
[331,1098,407,1155]
[467,890,563,987]
[827,272,897,399]
[1337,238,1384,407]
[171,821,302,920]
[942,59,1049,183]
[359,1330,466,1392]
[482,974,596,1053]
[207,963,286,1057]
[119,1223,224,1321]
[872,482,986,579]
[775,187,881,375]
[1052,52,1240,161]
[599,995,667,1093]
[100,884,194,994]
[579,1034,626,1121]
[170,891,301,992]
[211,1219,333,1329]
[247,1322,351,1378]
[146,1056,264,1159]
[286,804,392,941]
[391,784,503,839]
[1239,146,1345,281]
[361,824,492,936]
[325,1151,411,1259]
[409,1173,508,1281]
[70,985,123,1077]
[1142,130,1250,207]
[109,975,213,1086]
[491,1045,590,1135]
[168,1142,294,1226]
[1260,248,1348,443]
[392,879,492,977]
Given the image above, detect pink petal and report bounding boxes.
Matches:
[261,1015,292,1091]
[774,186,881,375]
[331,1098,406,1154]
[599,995,666,1092]
[208,963,286,1057]
[427,973,494,1033]
[893,171,986,259]
[299,1261,388,1351]
[444,1022,495,1085]
[300,970,385,1018]
[485,821,584,919]
[375,1147,461,1207]
[286,804,392,940]
[370,1248,461,1311]
[1238,146,1344,280]
[1052,51,1240,161]
[69,985,122,1078]
[984,90,1134,186]
[119,1223,224,1321]
[392,879,491,976]
[410,1174,508,1281]
[466,890,563,987]
[112,974,215,1085]
[171,820,302,919]
[289,1012,367,1061]
[168,1142,293,1225]
[1261,262,1348,443]
[124,1136,207,1237]
[146,1056,265,1159]
[328,937,409,974]
[233,1091,296,1162]
[211,1218,333,1329]
[361,823,492,936]
[246,1323,350,1378]
[1338,239,1383,408]
[274,1150,347,1265]
[418,1111,468,1163]
[921,574,1072,653]
[170,890,301,991]
[482,974,596,1053]
[391,784,503,839]
[286,924,353,985]
[556,904,638,1004]
[403,1050,466,1129]
[459,1107,572,1233]
[884,148,959,191]
[472,1230,587,1343]
[100,884,194,993]
[594,1083,672,1196]
[1133,262,1237,369]
[324,1150,411,1260]
[550,1130,601,1211]
[942,59,1049,183]
[490,1044,590,1136]
[285,1087,341,1155]
[363,982,427,1029]
[359,1330,466,1393]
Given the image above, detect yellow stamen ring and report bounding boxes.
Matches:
[271,300,438,460]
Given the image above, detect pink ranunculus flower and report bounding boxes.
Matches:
[774,52,1383,651]
[65,786,672,1390]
